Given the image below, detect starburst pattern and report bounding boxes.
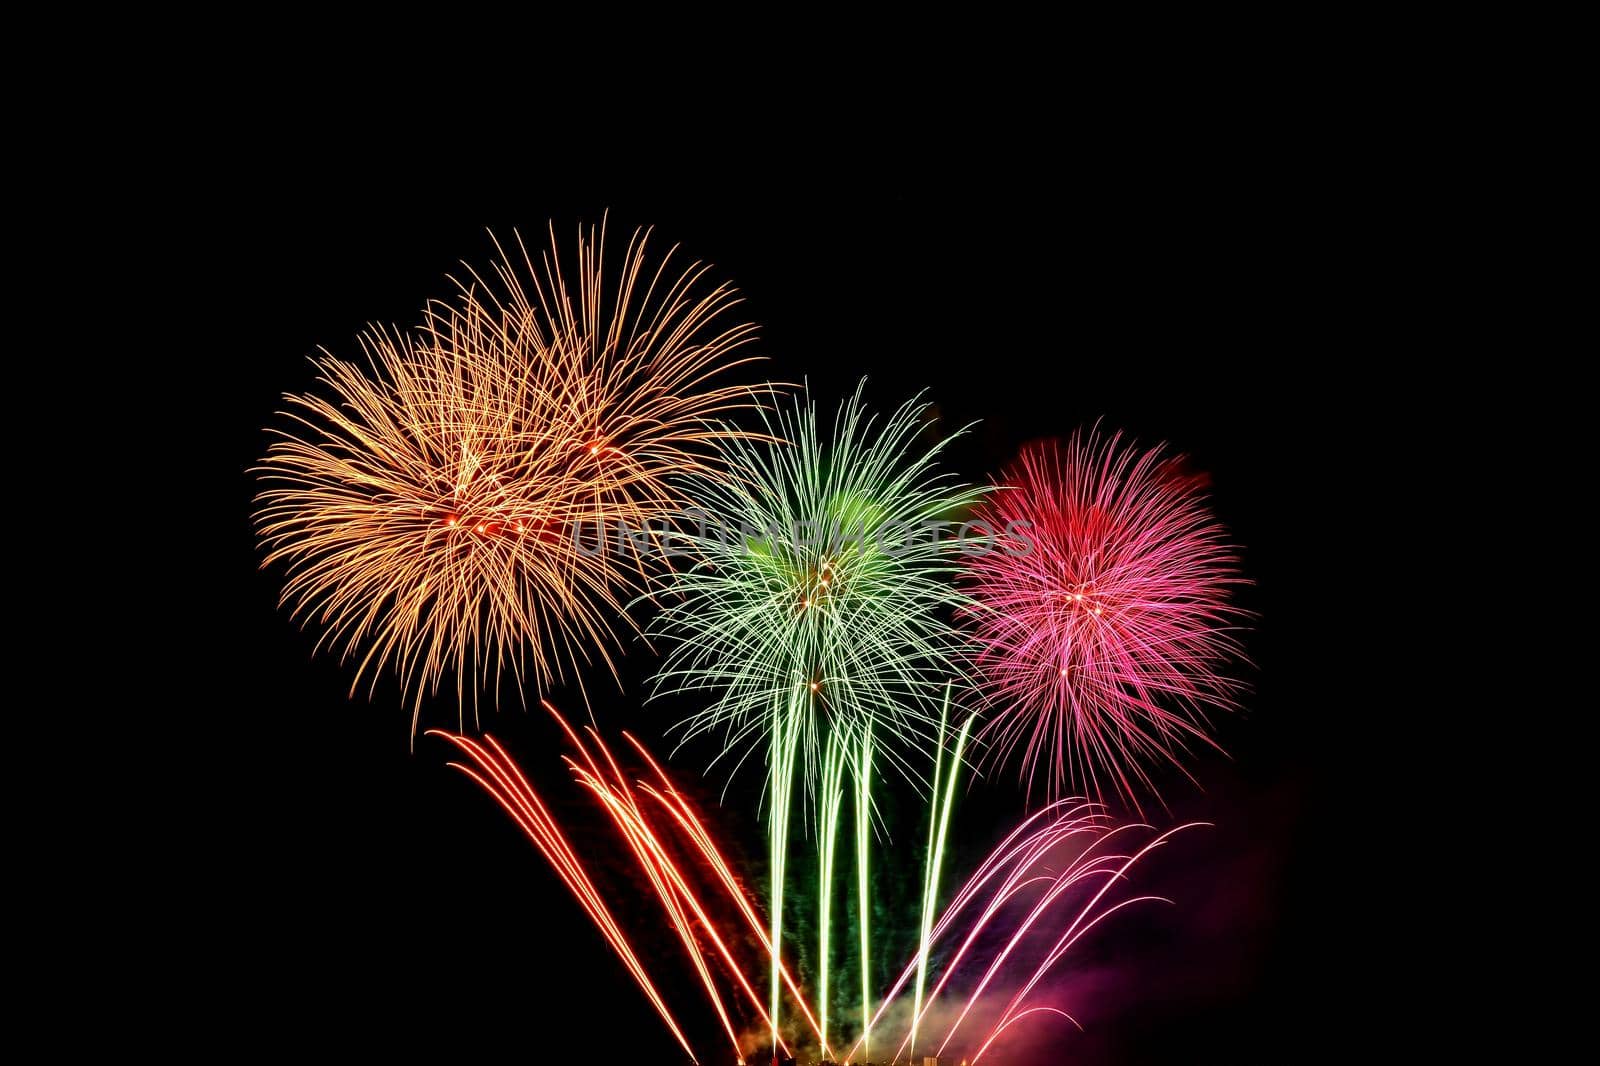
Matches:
[255,222,765,729]
[649,383,983,794]
[962,430,1248,804]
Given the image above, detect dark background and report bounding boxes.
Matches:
[197,178,1353,1063]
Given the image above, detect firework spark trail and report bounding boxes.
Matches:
[855,722,873,1062]
[624,736,829,1047]
[817,732,849,1055]
[434,709,841,1062]
[962,429,1249,806]
[934,832,1183,1058]
[897,761,1103,1063]
[975,894,1164,1062]
[649,384,983,1049]
[972,1006,1079,1064]
[434,723,1187,1064]
[427,730,697,1060]
[651,385,984,788]
[837,805,1198,1066]
[767,698,802,1061]
[547,704,800,1058]
[563,732,743,1055]
[849,801,1092,1056]
[256,219,769,731]
[896,822,1095,1061]
[911,696,973,1059]
[627,750,831,1056]
[910,699,952,1058]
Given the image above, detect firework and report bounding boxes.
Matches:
[432,706,1190,1063]
[255,221,765,730]
[647,383,984,1054]
[911,695,973,1059]
[428,727,696,1058]
[432,704,831,1062]
[848,800,1200,1065]
[816,730,848,1054]
[962,430,1248,805]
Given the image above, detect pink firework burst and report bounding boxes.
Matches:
[963,429,1249,806]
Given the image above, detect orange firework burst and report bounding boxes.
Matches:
[255,221,767,730]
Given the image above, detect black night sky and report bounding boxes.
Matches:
[200,173,1351,1064]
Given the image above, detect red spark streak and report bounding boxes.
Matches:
[624,734,832,1057]
[428,730,698,1060]
[432,704,828,1062]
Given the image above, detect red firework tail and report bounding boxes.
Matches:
[624,733,832,1057]
[562,715,790,1058]
[566,751,744,1056]
[962,428,1250,806]
[427,730,698,1061]
[434,705,823,1062]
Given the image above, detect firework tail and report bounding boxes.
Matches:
[435,705,835,1062]
[769,695,802,1063]
[911,694,974,1058]
[893,808,1106,1063]
[856,721,873,1061]
[972,1006,1079,1063]
[848,803,1082,1060]
[427,729,698,1060]
[624,734,831,1056]
[817,733,848,1054]
[910,697,949,1060]
[839,803,1199,1065]
[550,704,803,1059]
[933,833,1177,1058]
[560,723,743,1055]
[435,708,1176,1062]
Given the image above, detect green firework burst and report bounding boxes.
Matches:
[647,381,984,1055]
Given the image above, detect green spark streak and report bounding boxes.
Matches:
[770,695,802,1059]
[911,696,974,1056]
[817,734,848,1054]
[910,696,950,1056]
[856,722,874,1062]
